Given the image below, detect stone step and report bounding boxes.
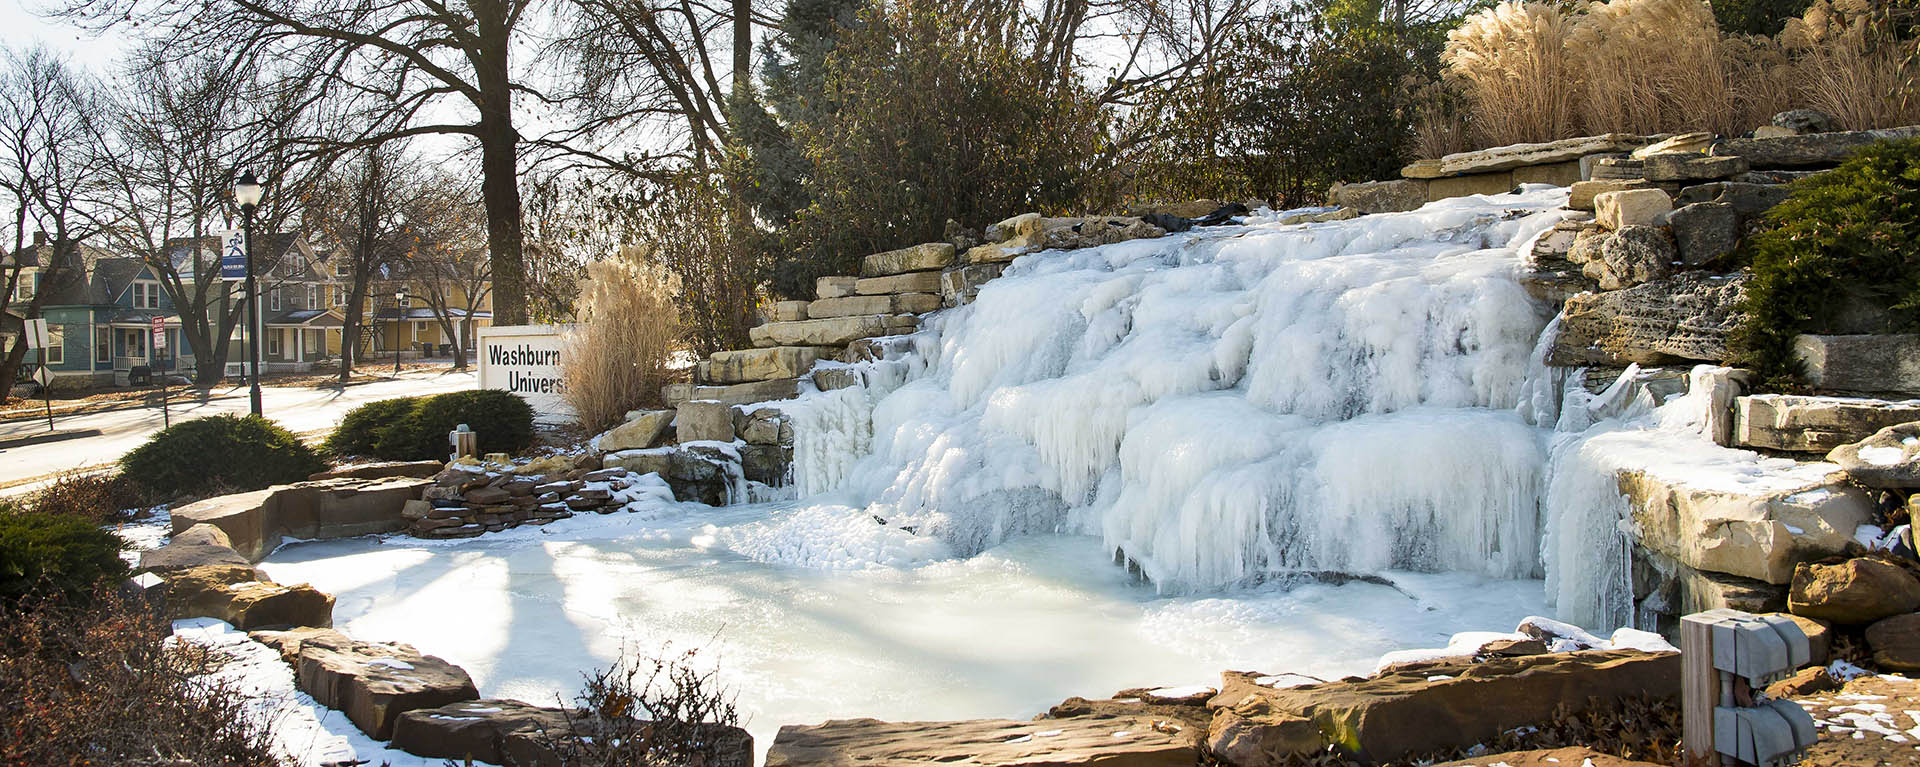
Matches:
[773,300,809,322]
[698,346,833,385]
[816,275,857,299]
[252,628,480,740]
[1793,334,1920,395]
[663,378,802,408]
[1735,394,1920,452]
[766,714,1199,767]
[855,271,941,295]
[861,242,954,277]
[807,293,941,319]
[749,314,918,347]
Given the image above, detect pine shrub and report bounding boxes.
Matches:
[119,414,325,499]
[323,396,420,457]
[329,390,536,461]
[0,510,128,607]
[1732,137,1920,390]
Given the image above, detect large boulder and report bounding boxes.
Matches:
[1575,225,1676,290]
[594,409,675,452]
[1792,334,1920,395]
[675,400,735,443]
[1668,202,1740,267]
[1569,179,1654,211]
[170,477,432,562]
[1788,557,1920,625]
[1734,395,1920,453]
[1329,179,1426,214]
[765,716,1200,767]
[1673,182,1792,222]
[162,565,333,630]
[288,632,481,740]
[1827,421,1920,488]
[1866,613,1920,672]
[1206,650,1679,764]
[1618,467,1871,585]
[940,262,1006,307]
[391,699,578,765]
[1550,272,1748,366]
[701,347,828,385]
[1773,109,1838,134]
[855,271,942,296]
[139,537,251,573]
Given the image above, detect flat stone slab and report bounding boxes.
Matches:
[856,271,942,295]
[1735,395,1920,453]
[1419,134,1652,177]
[1549,272,1747,367]
[308,460,444,482]
[284,632,480,740]
[1435,746,1664,767]
[749,315,918,348]
[664,378,802,408]
[766,715,1200,766]
[861,243,954,277]
[808,293,941,319]
[1827,421,1920,488]
[1714,125,1920,168]
[702,347,830,385]
[1618,464,1871,584]
[391,698,577,765]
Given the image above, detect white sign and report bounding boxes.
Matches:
[22,318,47,349]
[220,229,247,280]
[31,365,49,387]
[151,316,167,350]
[476,324,575,423]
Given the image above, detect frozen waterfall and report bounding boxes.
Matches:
[750,186,1637,625]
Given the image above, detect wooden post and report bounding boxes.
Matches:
[1682,613,1721,767]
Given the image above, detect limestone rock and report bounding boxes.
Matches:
[1590,157,1647,181]
[1735,395,1920,452]
[607,444,744,505]
[1595,188,1673,230]
[1550,272,1748,366]
[861,242,954,277]
[1329,179,1426,214]
[220,581,334,630]
[808,293,942,319]
[1867,613,1920,672]
[1674,181,1792,221]
[1435,747,1667,767]
[1632,132,1717,158]
[1578,225,1676,290]
[1035,216,1165,250]
[811,367,862,391]
[1752,125,1796,139]
[1208,650,1678,764]
[940,262,1005,307]
[815,276,857,299]
[1431,134,1653,176]
[963,241,1029,264]
[749,314,918,347]
[739,444,792,486]
[1426,171,1514,200]
[163,564,265,618]
[772,300,809,322]
[1827,422,1920,488]
[1788,557,1920,625]
[1793,334,1920,395]
[664,378,802,408]
[1620,466,1871,585]
[1569,179,1654,210]
[1668,202,1740,267]
[854,271,941,297]
[733,407,792,446]
[1512,160,1583,187]
[290,633,481,739]
[984,212,1043,243]
[675,400,735,443]
[392,699,575,765]
[1773,109,1837,134]
[139,539,251,573]
[595,409,675,452]
[1520,220,1598,304]
[1401,158,1445,178]
[1642,153,1748,182]
[307,461,444,482]
[764,716,1200,767]
[1713,125,1920,167]
[703,347,826,385]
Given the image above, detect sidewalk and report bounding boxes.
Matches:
[0,364,472,424]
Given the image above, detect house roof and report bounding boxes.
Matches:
[267,308,342,327]
[373,307,492,321]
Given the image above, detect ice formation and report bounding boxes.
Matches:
[772,190,1571,588]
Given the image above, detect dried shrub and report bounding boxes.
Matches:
[25,471,149,524]
[0,590,281,766]
[527,645,744,767]
[1219,694,1680,766]
[1783,0,1920,130]
[562,253,687,434]
[1444,2,1580,147]
[1568,0,1759,136]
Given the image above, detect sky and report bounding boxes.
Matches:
[0,2,126,72]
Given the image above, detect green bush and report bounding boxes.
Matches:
[1732,137,1920,390]
[0,510,129,606]
[330,390,535,461]
[119,414,325,498]
[323,396,420,457]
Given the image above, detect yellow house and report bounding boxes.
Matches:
[319,274,493,362]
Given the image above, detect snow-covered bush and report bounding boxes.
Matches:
[563,253,685,434]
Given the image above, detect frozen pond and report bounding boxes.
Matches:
[262,500,1549,755]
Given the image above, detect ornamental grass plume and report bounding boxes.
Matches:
[562,250,687,434]
[1444,2,1580,147]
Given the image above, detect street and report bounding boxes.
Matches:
[0,369,478,492]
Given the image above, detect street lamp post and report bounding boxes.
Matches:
[234,171,264,417]
[394,288,408,376]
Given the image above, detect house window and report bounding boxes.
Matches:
[269,290,281,312]
[132,281,160,309]
[332,287,344,306]
[12,272,32,301]
[267,328,282,357]
[307,285,318,309]
[43,325,63,364]
[94,325,108,363]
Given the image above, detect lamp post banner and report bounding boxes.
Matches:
[219,229,247,281]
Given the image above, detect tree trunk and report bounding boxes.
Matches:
[733,0,752,96]
[475,6,527,326]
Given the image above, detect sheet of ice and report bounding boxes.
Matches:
[261,507,1549,757]
[1860,446,1906,466]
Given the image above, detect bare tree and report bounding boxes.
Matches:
[0,46,108,402]
[305,145,418,382]
[397,169,492,369]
